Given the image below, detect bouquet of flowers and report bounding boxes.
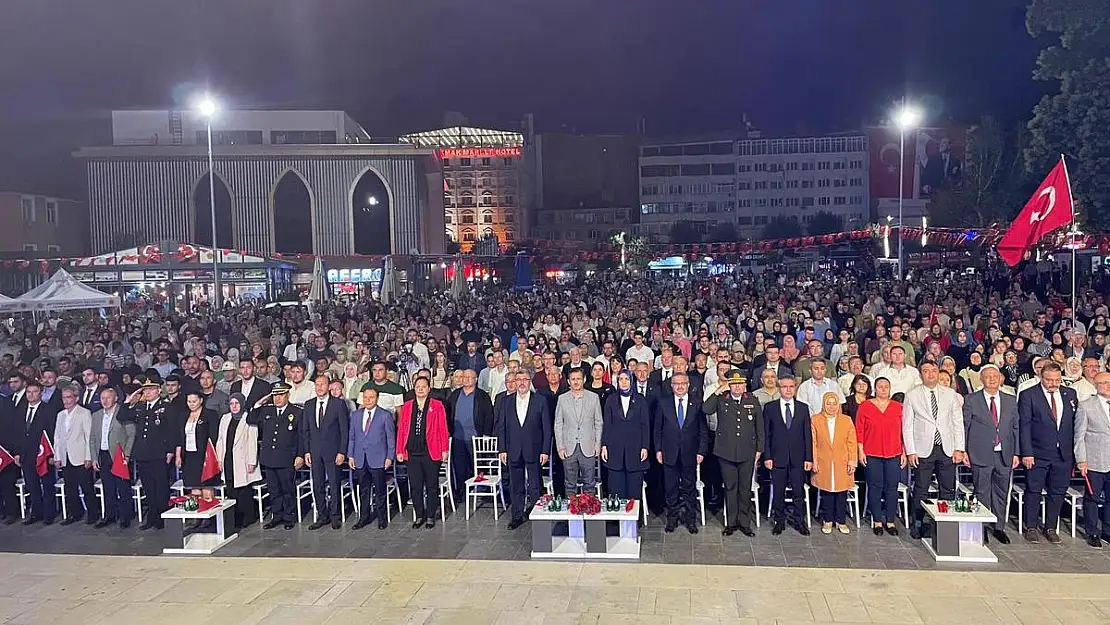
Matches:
[568,493,601,515]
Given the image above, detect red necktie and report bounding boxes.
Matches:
[989,395,1000,447]
[364,409,372,434]
[1049,392,1058,425]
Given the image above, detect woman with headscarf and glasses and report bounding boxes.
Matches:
[216,392,263,529]
[601,370,650,502]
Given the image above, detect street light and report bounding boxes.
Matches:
[197,94,221,308]
[894,103,920,280]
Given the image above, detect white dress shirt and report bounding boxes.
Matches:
[873,364,922,396]
[240,377,255,400]
[620,394,630,415]
[185,418,198,452]
[100,408,114,451]
[780,399,796,424]
[796,377,844,414]
[516,392,530,427]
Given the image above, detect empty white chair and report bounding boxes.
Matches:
[465,436,504,520]
[54,478,68,520]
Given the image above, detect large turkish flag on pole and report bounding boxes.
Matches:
[997,159,1074,266]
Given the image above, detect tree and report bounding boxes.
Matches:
[668,220,703,244]
[706,222,739,243]
[807,211,844,235]
[761,217,803,240]
[1026,0,1110,230]
[927,116,1035,228]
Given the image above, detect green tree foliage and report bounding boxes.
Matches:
[1026,0,1110,230]
[928,116,1035,228]
[761,216,803,240]
[806,211,844,235]
[668,220,703,244]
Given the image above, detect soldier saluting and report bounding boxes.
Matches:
[119,378,179,530]
[248,382,304,530]
[703,369,764,537]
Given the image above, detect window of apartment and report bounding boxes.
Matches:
[802,197,815,207]
[479,192,492,206]
[45,200,58,225]
[801,161,814,171]
[503,157,513,166]
[738,199,752,208]
[737,215,753,225]
[785,180,799,189]
[589,229,600,240]
[738,163,752,173]
[505,212,515,223]
[711,163,736,176]
[817,179,831,188]
[714,182,735,194]
[21,197,35,223]
[801,180,814,189]
[818,196,831,206]
[850,195,864,205]
[441,158,450,167]
[482,210,494,224]
[668,184,683,195]
[769,181,783,190]
[755,198,768,208]
[754,216,769,225]
[461,211,475,224]
[460,158,472,166]
[786,198,800,207]
[504,194,515,206]
[641,165,680,177]
[459,177,474,188]
[833,179,846,188]
[445,215,453,224]
[834,196,847,205]
[849,159,864,169]
[754,163,767,172]
[850,177,863,187]
[482,158,491,166]
[833,161,846,170]
[817,161,831,170]
[754,181,767,190]
[462,230,476,242]
[270,130,337,144]
[23,244,37,251]
[47,245,60,252]
[680,164,711,176]
[199,130,264,145]
[770,198,784,207]
[786,162,799,171]
[738,181,752,191]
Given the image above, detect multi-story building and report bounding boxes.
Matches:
[400,126,523,252]
[531,206,635,246]
[0,192,87,255]
[638,132,870,241]
[75,109,444,256]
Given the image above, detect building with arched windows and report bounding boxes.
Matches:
[75,110,445,257]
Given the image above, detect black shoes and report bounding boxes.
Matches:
[991,529,1010,544]
[263,519,283,530]
[910,524,922,540]
[737,525,755,537]
[685,522,699,535]
[94,518,115,529]
[772,520,786,536]
[506,518,525,530]
[377,520,388,530]
[21,517,39,526]
[885,525,899,537]
[331,520,342,530]
[2,516,17,525]
[308,519,329,530]
[138,521,154,531]
[42,517,55,526]
[664,519,678,533]
[1087,535,1103,549]
[1023,528,1041,543]
[352,518,372,530]
[1044,529,1062,544]
[412,517,426,529]
[119,520,131,529]
[873,525,885,536]
[797,523,811,536]
[284,523,295,530]
[722,525,736,536]
[425,520,436,529]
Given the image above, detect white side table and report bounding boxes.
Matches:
[161,500,238,555]
[920,501,997,563]
[529,501,640,560]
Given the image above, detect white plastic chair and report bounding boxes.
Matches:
[54,478,68,520]
[465,436,504,520]
[131,480,147,524]
[15,479,27,519]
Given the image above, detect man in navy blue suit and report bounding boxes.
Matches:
[654,373,709,534]
[499,371,551,530]
[302,375,351,530]
[762,377,813,536]
[1019,362,1077,544]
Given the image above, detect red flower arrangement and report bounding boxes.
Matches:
[568,493,601,515]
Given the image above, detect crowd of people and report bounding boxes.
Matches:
[2,262,1110,551]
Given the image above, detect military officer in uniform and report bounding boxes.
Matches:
[119,379,179,530]
[248,382,304,530]
[703,370,764,537]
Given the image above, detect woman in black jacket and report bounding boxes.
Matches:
[601,370,651,501]
[177,391,220,492]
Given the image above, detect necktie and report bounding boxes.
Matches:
[677,398,686,427]
[364,410,372,434]
[663,370,670,381]
[785,402,793,429]
[931,390,942,447]
[317,400,324,428]
[25,405,34,427]
[1049,392,1058,425]
[84,387,93,405]
[990,395,1000,447]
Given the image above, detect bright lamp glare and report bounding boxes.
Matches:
[197,96,218,118]
[895,106,920,130]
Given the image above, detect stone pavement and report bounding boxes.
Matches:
[1,552,1109,624]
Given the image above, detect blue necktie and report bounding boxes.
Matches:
[785,402,793,429]
[677,398,686,427]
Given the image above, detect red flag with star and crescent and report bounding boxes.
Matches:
[997,159,1073,267]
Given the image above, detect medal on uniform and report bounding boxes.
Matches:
[288,414,294,430]
[154,418,161,425]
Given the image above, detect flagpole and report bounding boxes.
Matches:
[1061,153,1077,327]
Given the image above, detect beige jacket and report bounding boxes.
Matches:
[216,414,262,488]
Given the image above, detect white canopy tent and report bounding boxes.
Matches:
[0,269,120,313]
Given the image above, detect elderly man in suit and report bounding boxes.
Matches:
[903,361,966,540]
[655,373,710,534]
[1073,372,1110,548]
[348,387,395,530]
[54,387,98,525]
[555,369,604,495]
[89,388,135,528]
[302,374,351,530]
[1019,361,1078,544]
[762,377,812,536]
[499,371,551,530]
[962,364,1019,544]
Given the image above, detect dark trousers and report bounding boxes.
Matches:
[98,450,132,523]
[451,438,473,500]
[971,452,1012,531]
[663,455,697,524]
[645,454,665,514]
[911,443,955,525]
[226,484,257,528]
[264,466,296,524]
[1025,457,1071,530]
[770,464,807,524]
[720,457,755,529]
[356,465,387,523]
[1083,470,1110,537]
[136,459,169,527]
[407,454,440,520]
[62,461,97,520]
[0,464,20,520]
[508,456,541,520]
[607,467,644,500]
[865,456,901,524]
[309,458,341,520]
[550,451,566,498]
[22,462,57,521]
[819,490,848,524]
[703,440,723,509]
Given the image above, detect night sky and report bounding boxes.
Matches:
[0,0,1043,199]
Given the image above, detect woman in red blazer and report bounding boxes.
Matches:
[397,377,450,528]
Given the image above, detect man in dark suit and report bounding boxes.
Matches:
[230,359,272,412]
[962,364,1019,544]
[447,369,496,500]
[762,377,812,536]
[634,361,664,513]
[248,382,304,530]
[0,393,19,524]
[654,373,709,534]
[77,366,103,413]
[705,370,765,537]
[1018,362,1077,544]
[749,343,793,392]
[19,381,58,525]
[499,371,551,529]
[301,374,350,530]
[648,345,677,388]
[535,366,566,497]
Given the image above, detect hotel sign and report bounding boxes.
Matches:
[438,147,521,159]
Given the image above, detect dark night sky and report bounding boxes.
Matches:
[0,0,1043,199]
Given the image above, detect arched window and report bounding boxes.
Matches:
[481,209,494,224]
[462,229,476,243]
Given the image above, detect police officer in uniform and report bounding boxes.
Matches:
[120,379,179,530]
[248,382,304,530]
[703,370,764,537]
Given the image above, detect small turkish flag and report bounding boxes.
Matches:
[200,440,220,483]
[997,159,1074,266]
[0,445,14,473]
[36,432,54,477]
[111,443,130,481]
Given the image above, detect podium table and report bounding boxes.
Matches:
[920,501,997,564]
[161,500,238,555]
[529,501,639,560]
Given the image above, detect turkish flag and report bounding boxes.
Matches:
[200,440,220,483]
[0,445,14,473]
[997,159,1074,266]
[36,432,54,477]
[111,444,130,480]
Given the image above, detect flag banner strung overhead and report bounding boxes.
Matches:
[997,158,1074,266]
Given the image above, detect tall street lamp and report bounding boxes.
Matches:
[894,104,920,280]
[197,95,221,308]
